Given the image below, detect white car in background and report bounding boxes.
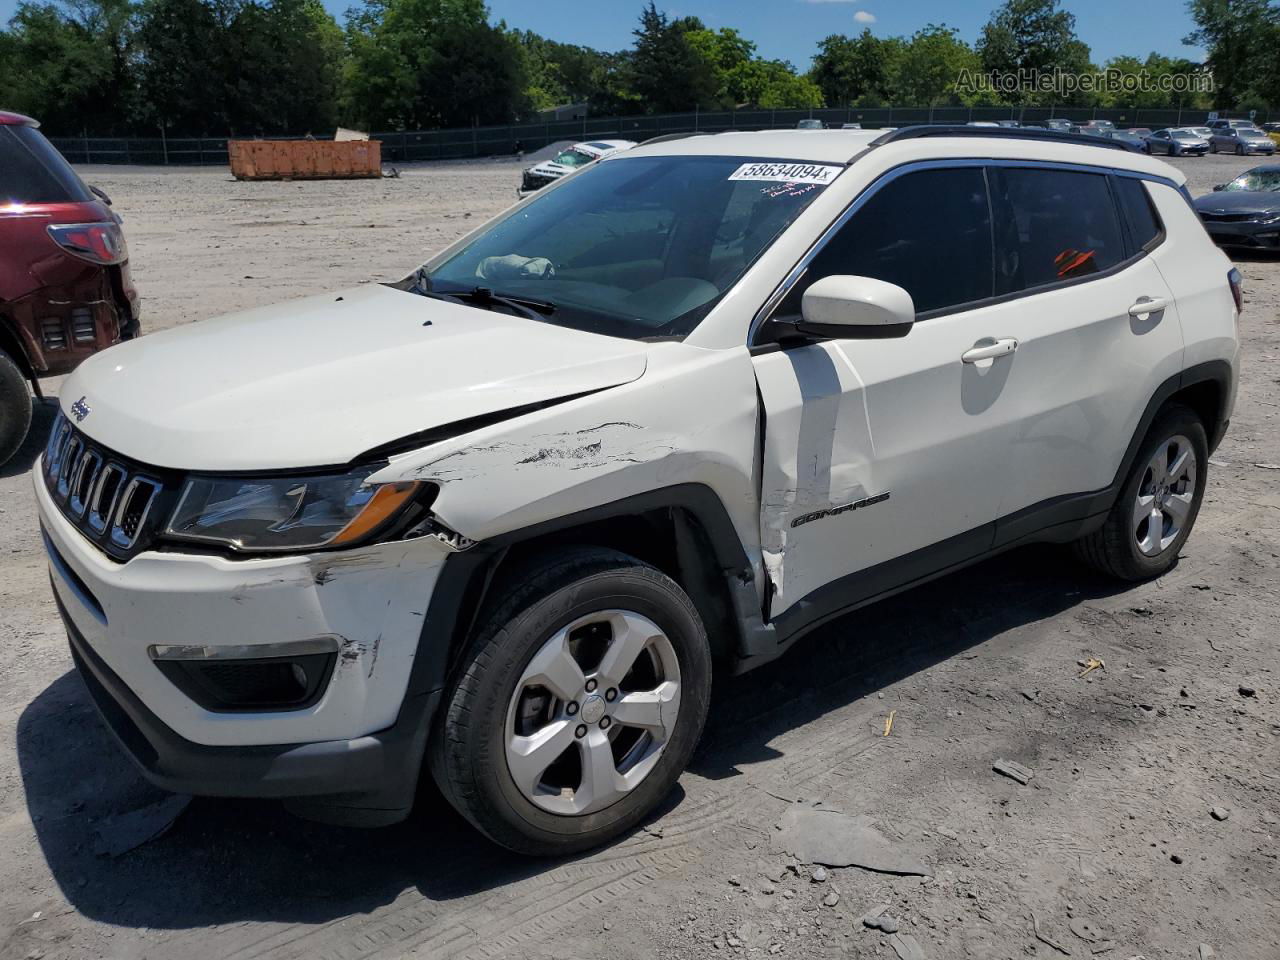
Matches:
[40,125,1240,856]
[518,139,636,195]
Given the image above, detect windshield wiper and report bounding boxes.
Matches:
[467,286,557,316]
[415,281,556,322]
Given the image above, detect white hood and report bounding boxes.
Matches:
[62,284,648,471]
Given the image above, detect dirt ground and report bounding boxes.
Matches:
[1,152,1278,960]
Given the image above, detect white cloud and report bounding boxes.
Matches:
[853,9,877,22]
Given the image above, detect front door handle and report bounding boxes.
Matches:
[1128,296,1169,316]
[961,337,1018,363]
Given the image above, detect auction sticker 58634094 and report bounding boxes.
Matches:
[728,162,843,184]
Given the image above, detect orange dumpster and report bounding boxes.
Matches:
[227,139,382,180]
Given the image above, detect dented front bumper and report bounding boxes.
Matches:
[37,462,452,813]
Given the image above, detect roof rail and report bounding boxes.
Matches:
[640,131,711,145]
[871,124,1130,153]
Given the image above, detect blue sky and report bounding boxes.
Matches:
[0,0,1206,68]
[470,0,1206,68]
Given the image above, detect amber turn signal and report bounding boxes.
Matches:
[329,481,422,546]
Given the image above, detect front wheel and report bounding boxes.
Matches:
[430,548,712,855]
[0,350,33,468]
[1073,405,1207,581]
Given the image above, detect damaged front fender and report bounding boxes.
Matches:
[368,341,765,589]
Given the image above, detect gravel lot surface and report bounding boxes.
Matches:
[1,153,1277,960]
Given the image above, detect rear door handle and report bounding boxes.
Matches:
[961,338,1018,363]
[1128,296,1169,316]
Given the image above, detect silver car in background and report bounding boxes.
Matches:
[1145,128,1209,156]
[1208,125,1276,156]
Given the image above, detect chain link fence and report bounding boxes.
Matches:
[49,105,1275,166]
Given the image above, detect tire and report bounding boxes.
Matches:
[1073,405,1208,582]
[0,350,33,468]
[430,547,712,855]
[1236,144,1244,156]
[1210,140,1218,153]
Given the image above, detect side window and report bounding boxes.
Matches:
[1114,176,1163,252]
[775,166,993,319]
[989,167,1124,295]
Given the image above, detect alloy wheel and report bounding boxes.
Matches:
[1133,434,1197,557]
[504,610,681,816]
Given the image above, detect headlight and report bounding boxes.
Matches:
[164,465,424,552]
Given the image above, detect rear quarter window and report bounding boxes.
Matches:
[0,125,94,204]
[1114,177,1163,252]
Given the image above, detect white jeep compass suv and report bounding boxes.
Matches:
[37,126,1241,854]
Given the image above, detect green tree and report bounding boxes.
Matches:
[1096,53,1212,109]
[511,30,637,116]
[755,63,823,109]
[628,2,717,111]
[1185,0,1280,108]
[343,0,525,130]
[809,30,897,107]
[891,24,981,107]
[977,0,1094,104]
[0,0,138,133]
[227,0,343,133]
[684,25,754,106]
[133,0,234,133]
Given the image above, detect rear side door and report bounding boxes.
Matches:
[985,165,1184,543]
[752,164,1017,625]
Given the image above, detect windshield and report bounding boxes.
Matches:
[418,154,840,340]
[1171,130,1201,140]
[1224,169,1280,192]
[553,148,596,167]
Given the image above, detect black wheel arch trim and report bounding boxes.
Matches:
[401,483,778,712]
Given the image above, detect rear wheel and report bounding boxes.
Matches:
[430,548,712,855]
[1074,405,1207,581]
[1236,143,1245,156]
[0,350,33,467]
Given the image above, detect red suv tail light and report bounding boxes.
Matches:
[1228,267,1244,315]
[46,221,127,265]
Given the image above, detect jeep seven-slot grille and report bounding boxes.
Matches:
[42,413,177,562]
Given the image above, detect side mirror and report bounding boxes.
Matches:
[795,275,915,339]
[1213,184,1225,192]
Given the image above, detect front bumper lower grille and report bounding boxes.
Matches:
[42,412,178,561]
[521,170,557,191]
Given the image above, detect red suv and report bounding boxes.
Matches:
[0,111,139,464]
